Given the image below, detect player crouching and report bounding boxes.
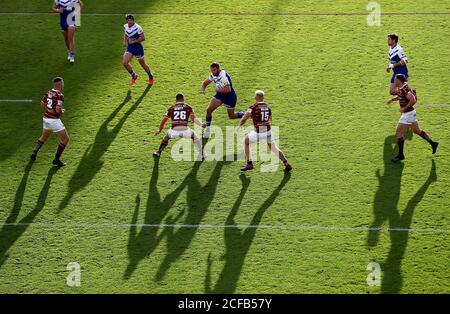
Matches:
[237,90,292,172]
[154,93,205,159]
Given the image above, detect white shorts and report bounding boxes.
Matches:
[168,128,193,139]
[43,117,65,133]
[398,109,417,125]
[248,130,275,144]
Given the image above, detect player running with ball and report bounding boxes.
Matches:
[123,14,155,86]
[154,93,205,159]
[30,77,70,167]
[237,90,292,172]
[386,74,439,162]
[200,63,244,138]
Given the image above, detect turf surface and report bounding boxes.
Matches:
[0,0,448,293]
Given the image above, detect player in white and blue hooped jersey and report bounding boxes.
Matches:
[386,33,409,95]
[200,62,244,137]
[52,0,83,63]
[122,14,154,86]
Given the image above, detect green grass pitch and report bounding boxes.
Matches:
[0,0,448,293]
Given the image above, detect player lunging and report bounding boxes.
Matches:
[237,90,292,172]
[154,93,204,159]
[386,33,409,95]
[387,74,438,162]
[123,14,155,86]
[30,77,70,167]
[200,63,244,138]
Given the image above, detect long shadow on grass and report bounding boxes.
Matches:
[125,160,226,280]
[368,132,437,293]
[0,165,59,268]
[205,172,291,293]
[58,86,151,212]
[153,160,226,282]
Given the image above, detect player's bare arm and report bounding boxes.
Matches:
[386,95,399,105]
[386,59,408,73]
[155,115,169,135]
[200,79,212,94]
[215,85,231,94]
[190,112,204,128]
[129,33,145,45]
[236,111,251,132]
[400,92,416,113]
[52,4,63,13]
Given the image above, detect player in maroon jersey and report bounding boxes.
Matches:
[153,93,204,159]
[237,90,292,172]
[386,74,439,162]
[30,77,69,167]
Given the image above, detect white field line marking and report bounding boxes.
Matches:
[0,222,448,233]
[417,104,450,107]
[0,99,33,103]
[0,12,450,17]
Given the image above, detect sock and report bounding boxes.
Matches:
[419,131,433,144]
[55,143,66,160]
[146,69,153,78]
[236,111,244,119]
[247,160,253,165]
[129,70,136,78]
[158,139,169,152]
[205,116,212,127]
[193,138,203,156]
[69,51,74,58]
[397,137,405,156]
[33,140,44,154]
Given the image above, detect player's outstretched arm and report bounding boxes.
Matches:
[155,116,169,135]
[200,79,212,94]
[190,112,204,128]
[386,96,399,105]
[236,111,251,132]
[79,0,84,11]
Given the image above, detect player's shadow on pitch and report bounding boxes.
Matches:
[152,160,227,282]
[368,132,437,293]
[124,160,227,280]
[205,172,291,293]
[0,164,59,268]
[58,86,151,213]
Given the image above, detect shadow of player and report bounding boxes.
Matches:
[58,86,151,212]
[205,172,291,293]
[0,164,60,268]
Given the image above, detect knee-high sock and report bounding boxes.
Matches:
[397,137,405,155]
[33,140,44,154]
[55,143,66,160]
[158,138,169,152]
[419,131,433,144]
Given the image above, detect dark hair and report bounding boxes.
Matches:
[388,33,399,43]
[210,62,220,69]
[396,74,407,83]
[176,93,184,101]
[125,14,135,21]
[53,77,63,83]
